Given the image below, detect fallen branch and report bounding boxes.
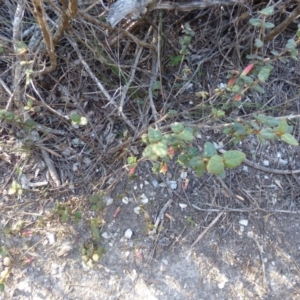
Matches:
[107,0,243,27]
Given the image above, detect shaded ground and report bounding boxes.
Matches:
[1,0,300,299]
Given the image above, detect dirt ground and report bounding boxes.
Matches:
[1,0,300,299]
[1,152,300,300]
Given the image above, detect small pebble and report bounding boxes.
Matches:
[46,232,56,245]
[179,203,187,210]
[263,160,270,166]
[151,180,158,188]
[239,219,248,226]
[168,181,177,190]
[101,232,110,239]
[139,193,148,204]
[3,257,11,266]
[103,196,113,206]
[134,207,140,214]
[124,229,133,239]
[122,197,129,204]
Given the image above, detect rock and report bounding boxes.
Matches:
[263,160,269,166]
[103,196,113,206]
[124,229,133,239]
[101,232,110,239]
[179,203,187,210]
[239,219,248,226]
[3,257,11,266]
[168,180,177,190]
[122,197,129,204]
[46,232,56,245]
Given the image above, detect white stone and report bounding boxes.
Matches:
[151,180,158,188]
[168,180,177,190]
[134,207,140,214]
[139,193,148,204]
[180,172,187,180]
[124,229,133,239]
[46,232,56,245]
[103,196,113,206]
[101,232,110,239]
[239,219,248,226]
[263,160,270,166]
[179,203,187,210]
[122,197,129,204]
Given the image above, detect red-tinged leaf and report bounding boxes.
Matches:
[113,206,121,218]
[168,146,175,158]
[228,77,236,87]
[183,178,190,190]
[22,230,33,237]
[165,213,174,220]
[241,64,254,76]
[160,163,167,174]
[23,257,34,265]
[135,249,143,260]
[129,167,136,175]
[234,94,242,101]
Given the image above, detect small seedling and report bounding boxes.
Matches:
[81,242,105,268]
[89,193,105,211]
[53,202,82,224]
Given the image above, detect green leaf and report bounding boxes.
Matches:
[194,167,206,177]
[171,122,184,134]
[164,134,181,146]
[62,210,69,222]
[188,156,204,168]
[255,38,263,48]
[258,67,271,82]
[203,142,217,158]
[259,6,274,16]
[186,146,198,157]
[285,39,296,50]
[270,50,279,56]
[240,75,253,84]
[277,118,288,133]
[178,153,189,166]
[259,128,277,140]
[167,110,178,117]
[207,155,224,175]
[91,223,101,242]
[233,122,246,134]
[280,133,299,146]
[70,112,81,123]
[148,127,162,143]
[152,81,161,91]
[255,114,279,126]
[223,151,246,168]
[24,118,36,128]
[231,85,240,93]
[252,84,265,94]
[0,283,4,292]
[142,145,157,160]
[169,54,182,67]
[249,18,262,27]
[250,120,260,130]
[263,22,275,29]
[89,195,100,203]
[152,141,168,157]
[79,116,88,126]
[0,247,8,257]
[177,127,194,141]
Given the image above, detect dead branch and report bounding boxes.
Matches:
[31,0,57,75]
[107,0,244,27]
[264,1,300,43]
